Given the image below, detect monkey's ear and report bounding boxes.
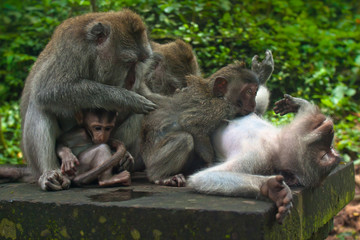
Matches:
[213,77,228,97]
[75,111,84,125]
[87,22,110,45]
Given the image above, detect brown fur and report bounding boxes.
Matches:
[140,62,259,184]
[145,39,200,95]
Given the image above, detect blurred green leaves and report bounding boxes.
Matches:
[0,0,359,164]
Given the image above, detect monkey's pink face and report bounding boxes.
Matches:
[280,112,340,187]
[89,123,114,144]
[84,114,116,144]
[307,114,340,168]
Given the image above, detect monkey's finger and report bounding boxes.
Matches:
[143,103,158,113]
[45,181,63,191]
[74,158,80,166]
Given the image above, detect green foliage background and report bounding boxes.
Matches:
[0,0,359,164]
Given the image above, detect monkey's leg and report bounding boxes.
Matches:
[143,131,194,187]
[22,103,71,191]
[73,144,126,186]
[251,49,274,84]
[188,169,292,224]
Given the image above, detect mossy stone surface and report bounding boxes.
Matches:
[0,163,354,240]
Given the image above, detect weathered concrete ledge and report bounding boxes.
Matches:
[0,163,354,240]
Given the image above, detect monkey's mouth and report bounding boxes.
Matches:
[315,118,341,164]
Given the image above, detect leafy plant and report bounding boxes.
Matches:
[0,0,359,164]
[0,101,22,164]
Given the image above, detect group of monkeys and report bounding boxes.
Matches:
[2,9,341,223]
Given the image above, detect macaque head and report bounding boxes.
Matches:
[85,10,152,90]
[278,109,341,188]
[211,63,259,117]
[76,109,117,144]
[145,39,200,95]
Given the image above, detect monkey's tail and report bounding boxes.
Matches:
[0,165,32,183]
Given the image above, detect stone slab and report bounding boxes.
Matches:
[0,163,355,240]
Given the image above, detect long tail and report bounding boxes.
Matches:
[0,165,32,183]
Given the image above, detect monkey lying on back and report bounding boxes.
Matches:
[56,109,133,189]
[140,62,261,187]
[188,94,341,224]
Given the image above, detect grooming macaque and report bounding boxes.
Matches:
[20,10,156,191]
[140,62,260,187]
[113,39,201,166]
[56,109,133,188]
[145,39,201,95]
[188,94,341,224]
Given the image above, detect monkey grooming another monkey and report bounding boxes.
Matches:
[188,94,341,224]
[112,39,202,168]
[20,10,156,191]
[56,109,133,188]
[140,62,260,187]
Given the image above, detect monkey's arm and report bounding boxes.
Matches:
[108,138,134,171]
[188,167,292,224]
[57,144,80,176]
[251,50,274,84]
[274,94,311,115]
[36,79,156,114]
[137,80,169,103]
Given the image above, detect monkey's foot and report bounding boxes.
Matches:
[251,49,274,84]
[260,175,293,224]
[99,170,131,187]
[38,170,71,191]
[154,174,186,187]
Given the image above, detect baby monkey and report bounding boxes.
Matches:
[56,109,134,188]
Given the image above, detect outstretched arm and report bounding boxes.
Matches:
[274,94,311,115]
[187,167,292,224]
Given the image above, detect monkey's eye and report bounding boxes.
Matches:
[105,127,113,132]
[94,126,102,131]
[247,89,253,94]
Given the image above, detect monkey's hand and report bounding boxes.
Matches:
[119,151,134,172]
[38,170,71,191]
[260,175,293,224]
[274,94,300,115]
[251,49,274,85]
[60,150,80,176]
[128,92,157,114]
